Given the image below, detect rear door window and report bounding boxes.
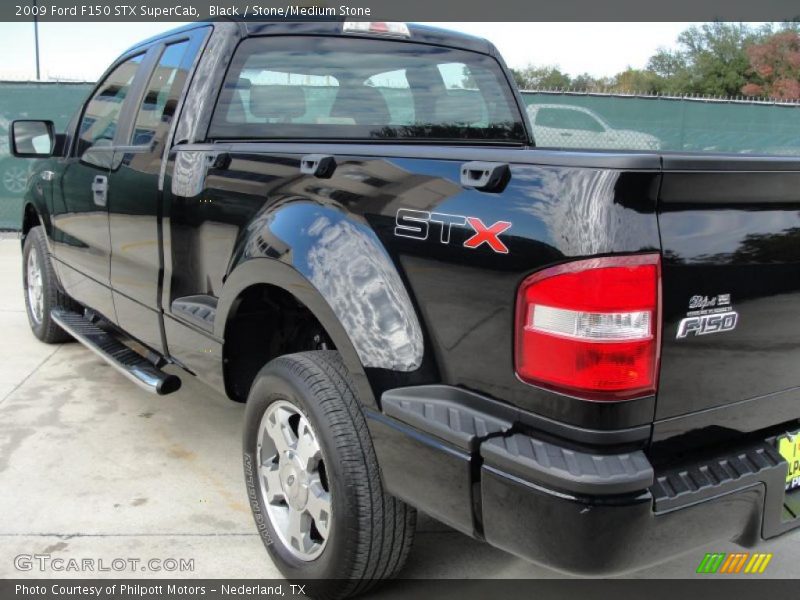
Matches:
[130,40,192,147]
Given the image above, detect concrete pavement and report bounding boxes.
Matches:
[0,237,797,583]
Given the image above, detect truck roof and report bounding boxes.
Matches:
[123,20,497,58]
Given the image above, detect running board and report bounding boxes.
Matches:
[51,309,181,395]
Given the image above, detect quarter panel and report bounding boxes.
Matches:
[368,160,661,428]
[166,144,661,429]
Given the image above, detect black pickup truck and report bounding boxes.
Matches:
[10,20,800,597]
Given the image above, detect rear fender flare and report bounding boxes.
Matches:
[216,203,426,409]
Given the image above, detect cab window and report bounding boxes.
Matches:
[209,36,526,143]
[131,41,191,147]
[77,54,144,155]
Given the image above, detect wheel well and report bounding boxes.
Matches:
[21,204,40,239]
[223,284,335,402]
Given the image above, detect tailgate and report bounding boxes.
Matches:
[656,156,800,434]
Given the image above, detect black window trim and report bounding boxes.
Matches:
[121,28,213,159]
[113,46,165,151]
[156,26,214,187]
[71,27,212,159]
[118,27,212,155]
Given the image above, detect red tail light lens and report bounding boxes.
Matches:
[515,255,661,401]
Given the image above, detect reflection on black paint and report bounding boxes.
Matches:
[165,146,660,430]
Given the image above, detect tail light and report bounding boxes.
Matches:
[515,254,661,401]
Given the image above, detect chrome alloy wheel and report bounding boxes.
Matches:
[257,400,332,561]
[26,248,43,324]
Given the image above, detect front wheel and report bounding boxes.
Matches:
[243,351,416,599]
[22,226,77,343]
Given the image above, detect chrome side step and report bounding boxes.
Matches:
[51,309,181,395]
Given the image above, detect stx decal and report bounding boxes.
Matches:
[464,218,512,253]
[395,209,512,254]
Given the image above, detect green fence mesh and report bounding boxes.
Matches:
[0,82,93,230]
[1,83,799,230]
[522,91,800,155]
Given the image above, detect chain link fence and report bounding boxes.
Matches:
[0,81,92,230]
[1,83,800,231]
[523,90,800,154]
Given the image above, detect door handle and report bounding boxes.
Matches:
[206,151,231,170]
[300,154,336,179]
[459,161,510,193]
[91,175,108,207]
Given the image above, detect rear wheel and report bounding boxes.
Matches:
[22,226,78,343]
[257,398,332,561]
[243,351,416,599]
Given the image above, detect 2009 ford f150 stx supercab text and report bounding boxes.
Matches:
[10,20,800,597]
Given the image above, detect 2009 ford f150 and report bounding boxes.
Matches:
[10,20,800,598]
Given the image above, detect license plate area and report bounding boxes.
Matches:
[777,432,800,493]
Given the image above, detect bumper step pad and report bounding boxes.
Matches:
[481,434,654,496]
[650,440,798,538]
[651,442,784,511]
[382,386,513,452]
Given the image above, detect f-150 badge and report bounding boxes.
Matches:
[394,209,511,254]
[676,294,738,338]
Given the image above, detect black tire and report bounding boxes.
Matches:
[243,351,416,600]
[22,226,78,343]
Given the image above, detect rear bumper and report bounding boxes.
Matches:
[367,385,800,575]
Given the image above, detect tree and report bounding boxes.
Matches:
[741,30,800,99]
[570,72,603,91]
[508,23,800,98]
[687,23,766,95]
[510,69,525,89]
[510,65,572,90]
[646,48,690,93]
[459,65,478,89]
[611,68,664,94]
[646,23,766,96]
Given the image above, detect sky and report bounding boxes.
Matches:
[0,21,706,82]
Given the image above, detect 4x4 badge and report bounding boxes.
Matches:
[677,293,738,338]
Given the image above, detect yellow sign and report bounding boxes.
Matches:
[778,434,800,491]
